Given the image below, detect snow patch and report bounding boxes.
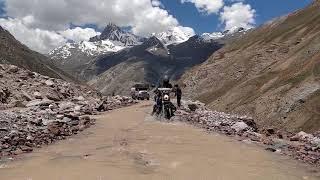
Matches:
[155,27,195,45]
[49,40,126,59]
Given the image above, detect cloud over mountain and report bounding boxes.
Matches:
[220,2,256,31]
[3,0,180,35]
[0,0,194,53]
[180,0,224,14]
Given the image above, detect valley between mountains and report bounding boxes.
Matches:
[0,0,319,179]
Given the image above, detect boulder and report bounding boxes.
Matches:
[241,118,257,132]
[290,131,314,141]
[188,104,199,112]
[33,92,42,99]
[45,80,55,87]
[74,96,85,101]
[231,122,249,132]
[59,102,75,111]
[46,92,61,101]
[0,88,10,103]
[19,145,33,152]
[7,65,19,73]
[74,105,81,112]
[311,137,320,147]
[26,99,53,107]
[47,121,64,135]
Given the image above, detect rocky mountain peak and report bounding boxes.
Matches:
[143,36,164,48]
[89,23,141,46]
[222,27,246,35]
[100,23,122,39]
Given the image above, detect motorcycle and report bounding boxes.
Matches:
[154,88,176,120]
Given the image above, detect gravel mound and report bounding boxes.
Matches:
[0,64,136,157]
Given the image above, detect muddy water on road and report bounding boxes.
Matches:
[0,103,319,180]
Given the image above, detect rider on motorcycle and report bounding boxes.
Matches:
[160,75,173,89]
[152,75,176,118]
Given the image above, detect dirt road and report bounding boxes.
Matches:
[0,102,319,180]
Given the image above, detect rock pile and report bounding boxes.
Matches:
[172,100,320,167]
[0,64,136,157]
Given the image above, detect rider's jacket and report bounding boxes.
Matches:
[158,82,173,89]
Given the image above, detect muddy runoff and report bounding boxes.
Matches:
[0,102,319,180]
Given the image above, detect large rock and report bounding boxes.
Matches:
[231,122,249,132]
[58,102,76,111]
[26,99,53,107]
[33,92,43,99]
[45,80,55,87]
[46,91,61,101]
[0,88,10,103]
[290,131,314,141]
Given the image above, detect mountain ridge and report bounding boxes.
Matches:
[0,26,76,81]
[181,2,320,133]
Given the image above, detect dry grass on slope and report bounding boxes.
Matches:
[181,2,320,133]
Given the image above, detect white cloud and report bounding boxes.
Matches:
[0,18,67,53]
[181,0,224,14]
[151,0,164,7]
[0,18,103,53]
[3,0,180,36]
[1,0,197,53]
[228,0,245,2]
[220,2,256,31]
[176,26,196,36]
[59,27,101,42]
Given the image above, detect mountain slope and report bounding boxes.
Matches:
[49,24,246,95]
[0,26,74,81]
[85,35,223,95]
[181,1,320,133]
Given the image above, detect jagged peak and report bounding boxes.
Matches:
[101,23,122,36]
[89,23,141,46]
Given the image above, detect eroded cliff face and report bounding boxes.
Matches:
[181,2,320,133]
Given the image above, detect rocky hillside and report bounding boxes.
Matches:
[172,100,320,166]
[0,64,136,157]
[181,1,320,133]
[0,26,74,81]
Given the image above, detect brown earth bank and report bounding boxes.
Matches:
[0,64,136,158]
[181,1,320,133]
[0,102,319,180]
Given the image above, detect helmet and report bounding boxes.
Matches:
[164,94,170,101]
[163,75,169,84]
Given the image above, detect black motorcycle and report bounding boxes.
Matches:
[155,88,176,120]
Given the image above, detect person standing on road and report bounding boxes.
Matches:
[174,84,182,107]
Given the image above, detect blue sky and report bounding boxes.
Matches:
[162,0,312,34]
[0,0,314,53]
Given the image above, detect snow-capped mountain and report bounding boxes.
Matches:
[200,27,248,42]
[89,23,142,46]
[48,24,247,82]
[155,27,195,46]
[201,32,224,41]
[49,40,125,59]
[49,24,143,60]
